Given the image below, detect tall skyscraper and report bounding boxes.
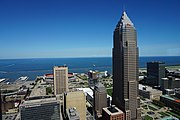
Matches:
[53,66,68,95]
[147,62,165,87]
[112,11,141,120]
[94,82,107,119]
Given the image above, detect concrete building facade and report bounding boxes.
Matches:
[112,11,141,120]
[54,66,68,95]
[94,82,107,118]
[102,105,124,120]
[139,84,162,100]
[64,91,86,120]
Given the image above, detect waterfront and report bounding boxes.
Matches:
[0,56,180,81]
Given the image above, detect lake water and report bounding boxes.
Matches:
[0,56,180,81]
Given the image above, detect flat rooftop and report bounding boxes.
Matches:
[76,87,112,101]
[21,97,58,107]
[139,84,161,92]
[161,94,180,102]
[103,106,124,115]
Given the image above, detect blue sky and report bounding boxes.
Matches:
[0,0,180,59]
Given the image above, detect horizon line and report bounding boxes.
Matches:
[0,55,180,60]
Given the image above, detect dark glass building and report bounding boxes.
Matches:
[147,62,165,87]
[112,11,141,120]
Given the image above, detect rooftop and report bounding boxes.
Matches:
[103,105,124,115]
[161,94,180,102]
[66,107,80,120]
[139,84,161,93]
[76,88,112,101]
[20,97,59,107]
[54,66,67,68]
[147,61,165,64]
[94,82,106,92]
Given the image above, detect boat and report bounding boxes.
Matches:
[14,76,29,83]
[0,78,6,83]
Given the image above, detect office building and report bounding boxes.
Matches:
[20,97,61,120]
[94,82,107,118]
[102,105,124,120]
[88,70,98,87]
[76,88,112,107]
[161,76,180,90]
[147,62,165,86]
[64,91,86,120]
[112,11,141,119]
[54,66,68,95]
[139,84,162,100]
[88,70,98,80]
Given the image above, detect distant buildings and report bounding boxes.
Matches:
[64,91,86,120]
[161,76,180,91]
[112,11,141,119]
[54,66,68,95]
[139,84,162,100]
[88,70,98,87]
[20,97,61,120]
[44,73,54,84]
[102,105,124,120]
[147,62,165,87]
[94,82,107,119]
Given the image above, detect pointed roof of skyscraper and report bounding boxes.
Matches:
[116,11,134,28]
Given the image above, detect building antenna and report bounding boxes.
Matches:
[123,4,126,12]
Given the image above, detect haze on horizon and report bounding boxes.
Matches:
[0,0,180,59]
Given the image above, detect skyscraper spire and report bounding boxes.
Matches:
[116,11,134,28]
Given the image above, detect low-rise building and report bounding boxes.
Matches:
[160,95,180,112]
[139,84,162,100]
[164,89,175,95]
[102,105,124,120]
[44,73,54,84]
